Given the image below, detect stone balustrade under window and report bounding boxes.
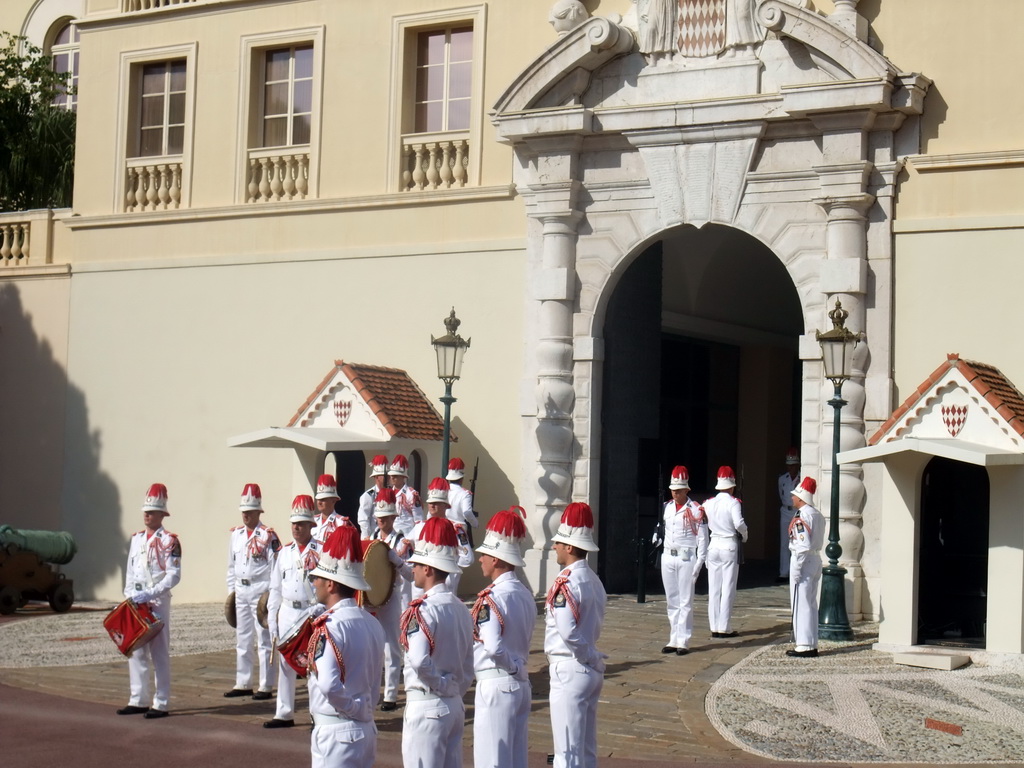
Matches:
[121,0,200,10]
[246,147,310,203]
[401,132,470,192]
[0,210,66,268]
[125,157,184,213]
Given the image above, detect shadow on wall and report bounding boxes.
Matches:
[0,283,122,599]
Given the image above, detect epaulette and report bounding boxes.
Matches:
[135,529,146,536]
[230,525,243,531]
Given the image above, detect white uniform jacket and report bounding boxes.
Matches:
[357,487,379,540]
[267,539,321,639]
[124,526,182,604]
[393,484,423,536]
[226,523,280,594]
[446,482,478,528]
[778,473,798,517]
[789,504,825,569]
[402,583,475,699]
[659,499,709,564]
[703,493,748,542]
[308,598,386,723]
[543,559,606,670]
[472,571,535,680]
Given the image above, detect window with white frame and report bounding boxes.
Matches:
[390,7,486,193]
[117,44,196,213]
[259,44,313,148]
[239,29,323,204]
[49,21,80,111]
[413,26,473,134]
[135,60,186,158]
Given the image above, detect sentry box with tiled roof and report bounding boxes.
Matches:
[838,354,1024,657]
[228,361,451,493]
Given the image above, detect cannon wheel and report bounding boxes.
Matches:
[0,586,21,615]
[49,582,74,613]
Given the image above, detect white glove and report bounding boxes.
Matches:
[309,603,327,618]
[651,531,662,546]
[131,590,153,604]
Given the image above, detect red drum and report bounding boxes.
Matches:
[278,615,314,677]
[103,599,164,656]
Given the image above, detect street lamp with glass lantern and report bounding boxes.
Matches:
[816,298,860,641]
[431,308,471,472]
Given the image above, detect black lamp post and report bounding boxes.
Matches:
[431,308,470,473]
[816,298,860,642]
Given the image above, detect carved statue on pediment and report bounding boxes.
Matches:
[549,0,590,37]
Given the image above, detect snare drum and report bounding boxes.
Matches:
[277,614,314,677]
[103,599,164,656]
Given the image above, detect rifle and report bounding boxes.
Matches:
[466,457,480,547]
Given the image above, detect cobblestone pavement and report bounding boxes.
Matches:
[2,582,1022,766]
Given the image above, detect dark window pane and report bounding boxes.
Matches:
[263,116,287,147]
[448,61,471,99]
[169,60,186,91]
[417,31,445,67]
[53,53,69,75]
[415,101,442,133]
[168,126,184,155]
[450,27,473,62]
[293,80,312,113]
[168,93,185,124]
[139,127,162,156]
[265,48,290,82]
[294,45,314,79]
[140,95,164,128]
[142,64,165,95]
[264,83,289,116]
[292,114,311,145]
[447,98,470,131]
[54,23,72,47]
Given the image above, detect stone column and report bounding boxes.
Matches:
[518,162,583,591]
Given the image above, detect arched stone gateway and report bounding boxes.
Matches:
[492,1,930,618]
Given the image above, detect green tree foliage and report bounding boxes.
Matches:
[0,32,76,211]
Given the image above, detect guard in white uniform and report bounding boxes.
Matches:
[367,487,414,711]
[307,525,385,768]
[545,502,607,768]
[407,478,466,596]
[777,448,801,581]
[653,466,708,654]
[472,507,535,768]
[704,467,747,638]
[117,483,181,719]
[388,454,423,537]
[264,494,321,728]
[445,457,478,530]
[787,476,825,658]
[312,474,344,546]
[225,483,281,699]
[357,455,389,539]
[400,517,474,768]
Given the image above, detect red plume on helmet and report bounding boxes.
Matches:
[419,516,458,547]
[486,507,527,539]
[377,487,397,505]
[561,502,594,528]
[322,524,364,563]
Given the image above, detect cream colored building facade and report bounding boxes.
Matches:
[2,0,1022,655]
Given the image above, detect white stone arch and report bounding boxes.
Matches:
[496,1,929,612]
[20,0,86,51]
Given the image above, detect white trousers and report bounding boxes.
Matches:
[402,695,465,768]
[128,596,171,710]
[372,595,403,703]
[779,511,795,577]
[790,552,822,650]
[273,604,306,720]
[548,659,602,768]
[707,538,740,633]
[660,551,698,648]
[473,674,530,768]
[235,588,274,691]
[311,720,376,768]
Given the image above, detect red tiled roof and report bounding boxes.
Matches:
[869,353,1024,445]
[288,361,448,442]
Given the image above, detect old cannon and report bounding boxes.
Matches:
[0,525,77,614]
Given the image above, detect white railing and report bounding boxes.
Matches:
[122,0,200,11]
[246,147,310,203]
[0,220,30,266]
[401,132,470,192]
[125,157,184,212]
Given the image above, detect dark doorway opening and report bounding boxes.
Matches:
[332,451,369,519]
[917,457,989,648]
